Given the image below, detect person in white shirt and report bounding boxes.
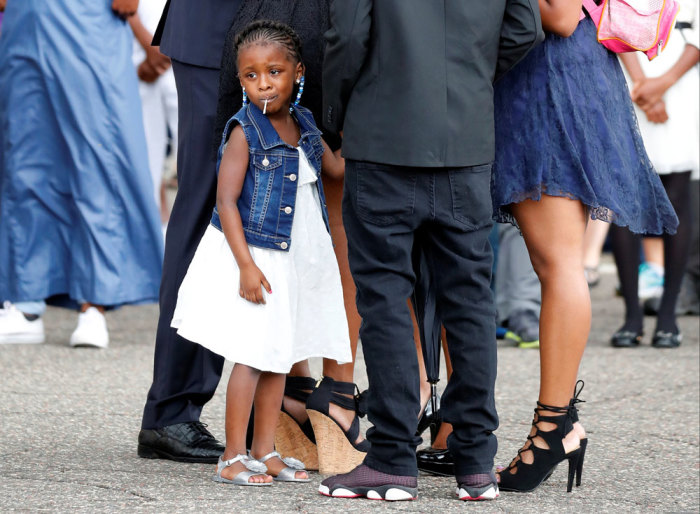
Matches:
[130,0,178,228]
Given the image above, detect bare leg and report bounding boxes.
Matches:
[582,218,610,280]
[220,364,270,483]
[80,303,104,313]
[251,372,308,480]
[411,300,432,413]
[642,237,664,268]
[431,329,454,450]
[582,218,610,268]
[506,196,588,467]
[318,175,363,440]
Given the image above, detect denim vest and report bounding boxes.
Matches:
[210,103,330,251]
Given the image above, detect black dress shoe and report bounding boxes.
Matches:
[138,421,224,463]
[416,447,454,476]
[651,331,682,348]
[610,329,643,348]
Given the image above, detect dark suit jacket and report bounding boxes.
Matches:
[153,0,243,69]
[323,0,543,167]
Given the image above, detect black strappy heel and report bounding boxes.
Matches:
[568,380,587,487]
[274,376,318,471]
[305,376,370,475]
[498,402,581,493]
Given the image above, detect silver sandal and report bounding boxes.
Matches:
[212,454,271,486]
[254,451,311,482]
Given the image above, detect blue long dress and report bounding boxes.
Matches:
[0,0,163,307]
[492,17,678,235]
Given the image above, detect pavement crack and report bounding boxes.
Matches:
[0,474,157,502]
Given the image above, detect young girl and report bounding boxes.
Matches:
[171,20,352,486]
[491,1,678,492]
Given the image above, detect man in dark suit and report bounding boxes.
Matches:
[319,0,543,501]
[137,0,242,463]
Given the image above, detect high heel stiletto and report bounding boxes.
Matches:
[498,402,581,493]
[416,394,442,444]
[274,376,318,471]
[568,380,587,487]
[306,376,370,475]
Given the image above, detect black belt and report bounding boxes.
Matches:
[675,22,692,30]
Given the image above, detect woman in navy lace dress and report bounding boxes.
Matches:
[492,1,677,493]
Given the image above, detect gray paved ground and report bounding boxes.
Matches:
[1,255,699,513]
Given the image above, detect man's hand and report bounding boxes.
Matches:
[146,45,171,75]
[0,0,7,13]
[112,0,138,20]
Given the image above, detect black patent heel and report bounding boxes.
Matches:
[498,402,581,493]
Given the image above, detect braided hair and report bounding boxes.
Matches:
[234,19,304,69]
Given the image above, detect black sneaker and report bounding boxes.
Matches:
[456,472,499,501]
[504,310,540,349]
[456,482,500,501]
[319,464,418,501]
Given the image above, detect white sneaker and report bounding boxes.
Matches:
[0,301,45,344]
[69,307,109,348]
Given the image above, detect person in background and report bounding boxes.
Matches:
[129,0,178,231]
[496,224,541,349]
[0,0,163,349]
[612,0,699,348]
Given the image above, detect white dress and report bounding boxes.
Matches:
[624,0,699,178]
[171,148,352,373]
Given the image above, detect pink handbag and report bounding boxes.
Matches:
[581,0,681,60]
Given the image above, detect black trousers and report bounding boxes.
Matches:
[343,160,499,477]
[141,60,224,429]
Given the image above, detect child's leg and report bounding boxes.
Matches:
[251,372,308,480]
[221,363,271,483]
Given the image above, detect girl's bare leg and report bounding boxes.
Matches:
[251,372,307,480]
[642,236,664,269]
[508,196,588,465]
[220,364,270,483]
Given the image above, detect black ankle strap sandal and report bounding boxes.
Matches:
[306,376,369,452]
[306,376,370,475]
[282,376,317,443]
[498,402,582,493]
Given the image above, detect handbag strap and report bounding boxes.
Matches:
[581,0,604,25]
